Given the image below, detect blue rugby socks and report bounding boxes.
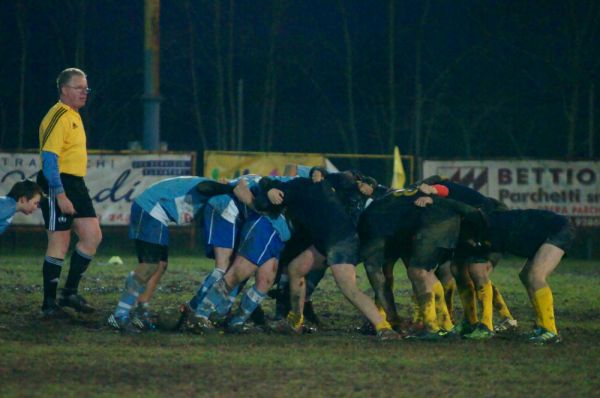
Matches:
[229,286,266,326]
[196,278,231,319]
[113,272,145,320]
[189,268,226,311]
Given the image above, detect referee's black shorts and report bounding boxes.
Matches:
[37,172,97,231]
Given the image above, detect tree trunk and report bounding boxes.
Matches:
[338,0,358,154]
[260,1,284,151]
[227,0,236,149]
[387,0,396,151]
[185,0,208,150]
[213,0,227,149]
[16,1,27,150]
[413,0,430,169]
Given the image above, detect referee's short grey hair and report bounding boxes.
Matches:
[56,68,86,95]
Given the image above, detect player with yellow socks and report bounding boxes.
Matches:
[455,207,574,344]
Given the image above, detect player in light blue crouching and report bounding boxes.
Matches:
[108,176,243,333]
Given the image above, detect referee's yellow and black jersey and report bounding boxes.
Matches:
[38,101,87,177]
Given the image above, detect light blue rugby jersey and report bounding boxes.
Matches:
[208,173,306,242]
[207,174,263,218]
[0,196,17,235]
[134,176,211,226]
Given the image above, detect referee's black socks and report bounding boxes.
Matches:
[63,249,93,295]
[42,256,63,307]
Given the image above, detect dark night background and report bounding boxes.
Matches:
[0,1,599,165]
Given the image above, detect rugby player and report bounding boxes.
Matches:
[0,180,42,234]
[420,179,517,338]
[271,169,382,329]
[184,174,263,319]
[360,185,463,339]
[108,176,238,333]
[428,196,574,344]
[185,176,296,334]
[255,176,400,339]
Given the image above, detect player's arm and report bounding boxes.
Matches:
[254,177,302,214]
[405,174,445,190]
[195,180,235,196]
[41,151,75,215]
[40,116,76,215]
[431,196,486,228]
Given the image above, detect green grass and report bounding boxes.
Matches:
[1,253,599,397]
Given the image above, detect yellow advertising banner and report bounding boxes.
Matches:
[204,150,325,179]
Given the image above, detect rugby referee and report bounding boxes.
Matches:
[37,68,102,317]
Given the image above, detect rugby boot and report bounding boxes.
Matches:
[131,306,158,331]
[463,323,494,340]
[226,321,264,334]
[376,328,403,341]
[494,317,518,333]
[58,290,95,313]
[107,314,141,335]
[405,328,448,341]
[41,299,70,320]
[528,327,561,345]
[406,321,426,335]
[185,314,216,335]
[451,320,477,336]
[269,318,302,335]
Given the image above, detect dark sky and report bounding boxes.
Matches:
[0,1,598,166]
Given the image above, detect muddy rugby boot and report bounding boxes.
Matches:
[269,318,302,335]
[41,299,70,320]
[107,314,141,335]
[376,328,403,341]
[405,328,448,341]
[131,306,158,331]
[463,323,494,340]
[185,314,216,335]
[494,317,518,333]
[528,327,561,345]
[58,290,95,313]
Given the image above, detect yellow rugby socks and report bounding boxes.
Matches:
[376,302,388,320]
[286,311,304,330]
[411,294,423,324]
[433,281,454,331]
[492,283,515,320]
[458,280,478,325]
[417,292,439,332]
[442,278,457,322]
[533,286,557,334]
[375,319,392,332]
[476,281,494,331]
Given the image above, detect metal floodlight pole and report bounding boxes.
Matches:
[143,0,161,151]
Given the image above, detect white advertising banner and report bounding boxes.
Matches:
[0,152,195,226]
[423,160,600,227]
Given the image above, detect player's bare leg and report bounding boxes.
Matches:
[519,244,563,341]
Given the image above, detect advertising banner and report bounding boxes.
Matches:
[423,160,600,227]
[0,152,195,226]
[204,150,325,180]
